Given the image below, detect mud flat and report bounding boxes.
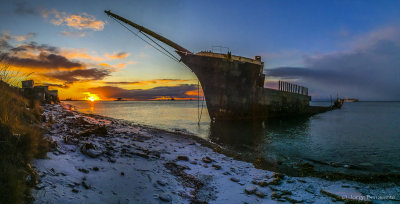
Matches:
[33,104,399,203]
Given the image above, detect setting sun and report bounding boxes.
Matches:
[84,92,100,102]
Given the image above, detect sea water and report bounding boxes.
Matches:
[64,100,400,175]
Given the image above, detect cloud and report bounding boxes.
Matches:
[36,82,71,88]
[103,79,189,85]
[44,68,111,82]
[13,32,36,41]
[14,1,37,15]
[265,26,400,100]
[1,52,82,69]
[41,9,105,31]
[105,52,130,60]
[0,35,113,84]
[60,30,88,37]
[0,40,81,69]
[88,84,197,100]
[60,48,104,62]
[0,32,36,51]
[10,41,59,53]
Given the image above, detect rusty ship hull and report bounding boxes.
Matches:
[178,52,333,120]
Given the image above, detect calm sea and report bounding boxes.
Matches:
[63,100,400,175]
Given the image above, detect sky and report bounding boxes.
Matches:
[0,0,399,101]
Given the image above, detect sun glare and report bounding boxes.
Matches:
[84,92,100,102]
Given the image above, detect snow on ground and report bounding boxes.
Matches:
[33,104,400,203]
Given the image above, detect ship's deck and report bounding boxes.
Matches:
[195,51,263,65]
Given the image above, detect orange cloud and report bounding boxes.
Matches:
[103,79,189,86]
[185,89,204,97]
[41,9,105,31]
[12,33,36,41]
[61,49,104,62]
[105,52,130,60]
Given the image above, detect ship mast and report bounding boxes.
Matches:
[104,10,191,54]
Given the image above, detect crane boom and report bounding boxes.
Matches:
[105,10,191,53]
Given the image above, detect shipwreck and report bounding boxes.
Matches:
[105,10,340,121]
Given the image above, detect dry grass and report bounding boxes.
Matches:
[0,81,48,204]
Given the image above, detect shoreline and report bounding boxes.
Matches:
[32,104,400,203]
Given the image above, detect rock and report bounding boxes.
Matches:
[35,183,45,190]
[230,177,239,182]
[92,167,99,171]
[269,178,282,185]
[257,180,268,187]
[203,164,208,168]
[273,172,285,179]
[244,185,257,194]
[49,140,58,149]
[157,180,167,186]
[202,156,213,163]
[190,161,197,165]
[80,143,102,158]
[281,190,292,196]
[212,164,221,170]
[177,155,189,161]
[82,181,91,189]
[271,192,281,199]
[286,179,295,183]
[284,196,304,203]
[64,136,78,145]
[159,193,171,202]
[269,186,279,191]
[305,185,316,194]
[134,152,149,159]
[189,142,196,145]
[108,158,116,163]
[320,186,371,203]
[56,147,66,154]
[78,168,89,173]
[72,188,79,193]
[120,172,125,176]
[255,190,267,198]
[223,172,231,175]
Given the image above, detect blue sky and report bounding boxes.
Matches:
[1,0,399,100]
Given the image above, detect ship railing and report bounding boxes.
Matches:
[211,46,230,54]
[278,80,308,96]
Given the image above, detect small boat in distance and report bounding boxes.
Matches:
[342,98,359,102]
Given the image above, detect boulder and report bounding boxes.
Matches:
[177,155,189,161]
[202,156,213,163]
[244,185,257,194]
[159,193,172,202]
[80,143,102,158]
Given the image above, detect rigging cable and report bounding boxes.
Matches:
[109,16,179,62]
[139,31,180,62]
[197,80,204,124]
[109,15,205,124]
